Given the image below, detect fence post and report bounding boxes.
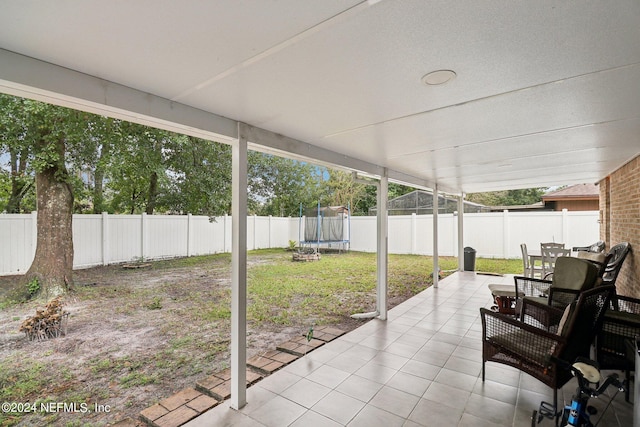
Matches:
[562,208,569,244]
[31,211,38,259]
[503,210,510,258]
[411,213,417,254]
[223,214,228,253]
[187,213,192,257]
[268,215,272,249]
[102,212,109,266]
[141,213,147,260]
[253,215,257,250]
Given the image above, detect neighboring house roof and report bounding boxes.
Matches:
[542,183,599,201]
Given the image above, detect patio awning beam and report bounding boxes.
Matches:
[0,49,451,193]
[0,49,239,144]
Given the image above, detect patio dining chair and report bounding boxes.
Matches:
[521,243,543,279]
[540,242,565,249]
[540,246,571,278]
[481,285,615,415]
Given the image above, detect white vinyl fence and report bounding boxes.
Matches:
[0,210,599,276]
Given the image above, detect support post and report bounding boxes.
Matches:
[230,123,248,410]
[458,194,464,271]
[433,185,439,288]
[377,170,388,320]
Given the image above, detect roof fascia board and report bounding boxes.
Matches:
[241,123,444,192]
[0,49,238,143]
[0,49,449,193]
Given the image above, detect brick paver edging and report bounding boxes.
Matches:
[138,326,345,427]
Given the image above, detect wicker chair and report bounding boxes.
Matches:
[572,240,605,253]
[513,256,600,311]
[601,242,630,288]
[481,285,615,414]
[595,293,640,401]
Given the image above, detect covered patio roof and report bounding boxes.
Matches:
[1,1,639,193]
[1,0,639,416]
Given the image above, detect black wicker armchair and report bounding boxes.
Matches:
[595,293,640,401]
[481,285,614,414]
[513,256,600,310]
[601,242,630,288]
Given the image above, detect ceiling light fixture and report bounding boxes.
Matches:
[422,70,456,86]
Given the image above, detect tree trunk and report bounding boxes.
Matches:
[25,159,74,298]
[145,171,158,215]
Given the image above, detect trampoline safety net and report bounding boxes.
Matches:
[304,206,346,242]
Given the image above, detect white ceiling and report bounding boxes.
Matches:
[1,0,639,193]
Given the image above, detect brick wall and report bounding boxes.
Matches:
[599,154,639,297]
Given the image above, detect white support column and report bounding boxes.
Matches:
[433,185,439,288]
[377,170,389,320]
[230,124,248,410]
[458,194,464,272]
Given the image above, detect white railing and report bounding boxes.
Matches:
[0,210,599,276]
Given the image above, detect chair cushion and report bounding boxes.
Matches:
[488,330,551,366]
[552,257,598,291]
[557,302,576,337]
[577,251,606,264]
[488,284,524,297]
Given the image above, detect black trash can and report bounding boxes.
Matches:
[464,247,476,271]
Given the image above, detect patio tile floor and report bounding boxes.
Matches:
[184,272,635,427]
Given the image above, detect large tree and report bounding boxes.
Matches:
[0,95,88,298]
[248,153,324,216]
[162,135,232,216]
[0,95,35,213]
[107,123,169,214]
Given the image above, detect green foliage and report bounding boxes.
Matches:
[248,152,324,216]
[466,188,548,207]
[161,136,232,216]
[4,92,518,220]
[26,277,40,296]
[147,296,162,310]
[0,357,47,400]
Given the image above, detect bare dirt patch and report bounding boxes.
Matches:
[0,251,391,426]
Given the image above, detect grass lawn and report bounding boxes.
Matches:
[0,250,522,426]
